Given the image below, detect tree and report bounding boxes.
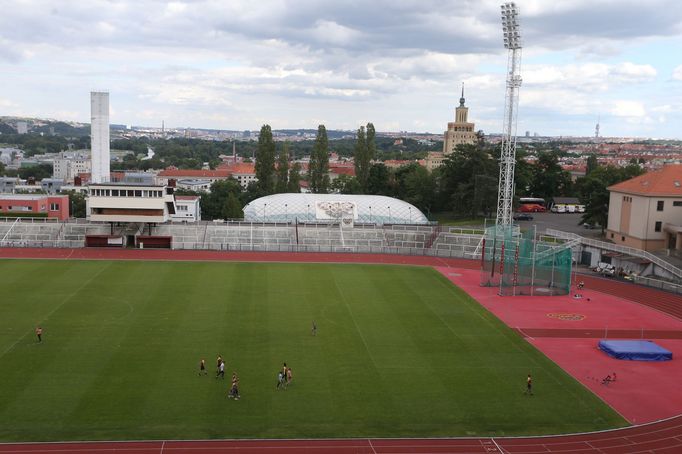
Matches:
[65,191,86,218]
[222,192,243,219]
[529,152,573,201]
[393,163,436,215]
[513,149,533,198]
[438,144,497,216]
[288,162,301,193]
[201,179,242,220]
[330,175,361,194]
[367,163,391,195]
[586,155,599,175]
[18,163,53,181]
[354,126,370,192]
[366,122,376,169]
[275,142,290,193]
[255,124,276,194]
[578,164,645,232]
[308,125,330,193]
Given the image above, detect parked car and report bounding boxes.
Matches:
[519,204,546,213]
[593,262,616,276]
[551,204,566,213]
[583,222,600,229]
[513,213,534,221]
[566,205,576,213]
[577,204,586,213]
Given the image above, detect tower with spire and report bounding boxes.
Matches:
[443,83,477,155]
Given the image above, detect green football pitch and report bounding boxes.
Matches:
[0,259,627,441]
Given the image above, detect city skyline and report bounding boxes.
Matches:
[0,1,681,138]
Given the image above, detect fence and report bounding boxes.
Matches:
[546,229,682,280]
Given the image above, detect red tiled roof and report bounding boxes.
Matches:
[158,168,231,178]
[222,162,255,174]
[329,165,355,176]
[608,165,682,196]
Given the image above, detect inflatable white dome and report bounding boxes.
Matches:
[243,193,428,225]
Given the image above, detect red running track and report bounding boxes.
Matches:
[2,248,682,453]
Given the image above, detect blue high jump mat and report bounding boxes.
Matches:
[599,340,672,361]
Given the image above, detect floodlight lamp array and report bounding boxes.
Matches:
[501,2,521,49]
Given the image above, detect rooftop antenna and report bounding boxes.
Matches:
[495,2,523,227]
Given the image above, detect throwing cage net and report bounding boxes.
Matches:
[480,225,572,296]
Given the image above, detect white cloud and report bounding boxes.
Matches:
[0,0,679,136]
[0,97,17,108]
[610,100,646,118]
[524,62,656,91]
[673,65,682,81]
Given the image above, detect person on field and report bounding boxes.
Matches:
[286,366,292,386]
[216,355,222,372]
[35,326,42,343]
[601,374,612,385]
[229,373,240,400]
[199,359,207,376]
[216,360,225,379]
[525,374,533,395]
[276,371,285,389]
[311,320,317,336]
[578,281,585,290]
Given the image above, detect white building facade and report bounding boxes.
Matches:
[90,91,110,184]
[87,183,176,223]
[172,196,201,223]
[52,151,91,183]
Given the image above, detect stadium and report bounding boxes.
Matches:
[2,5,682,453]
[1,224,682,452]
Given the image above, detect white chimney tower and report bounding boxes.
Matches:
[90,91,110,183]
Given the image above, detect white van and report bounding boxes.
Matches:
[577,204,586,213]
[553,204,566,213]
[567,205,576,213]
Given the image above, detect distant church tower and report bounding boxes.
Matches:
[442,83,477,155]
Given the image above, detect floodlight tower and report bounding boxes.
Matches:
[495,2,523,227]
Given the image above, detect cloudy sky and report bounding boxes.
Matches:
[1,0,681,137]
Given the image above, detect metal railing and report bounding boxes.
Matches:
[545,229,682,280]
[633,275,682,295]
[167,240,479,259]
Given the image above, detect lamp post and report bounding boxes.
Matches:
[263,203,267,222]
[496,1,523,227]
[408,206,412,224]
[369,206,372,224]
[285,203,288,223]
[388,206,391,224]
[307,204,310,222]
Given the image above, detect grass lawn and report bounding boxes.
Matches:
[0,259,627,441]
